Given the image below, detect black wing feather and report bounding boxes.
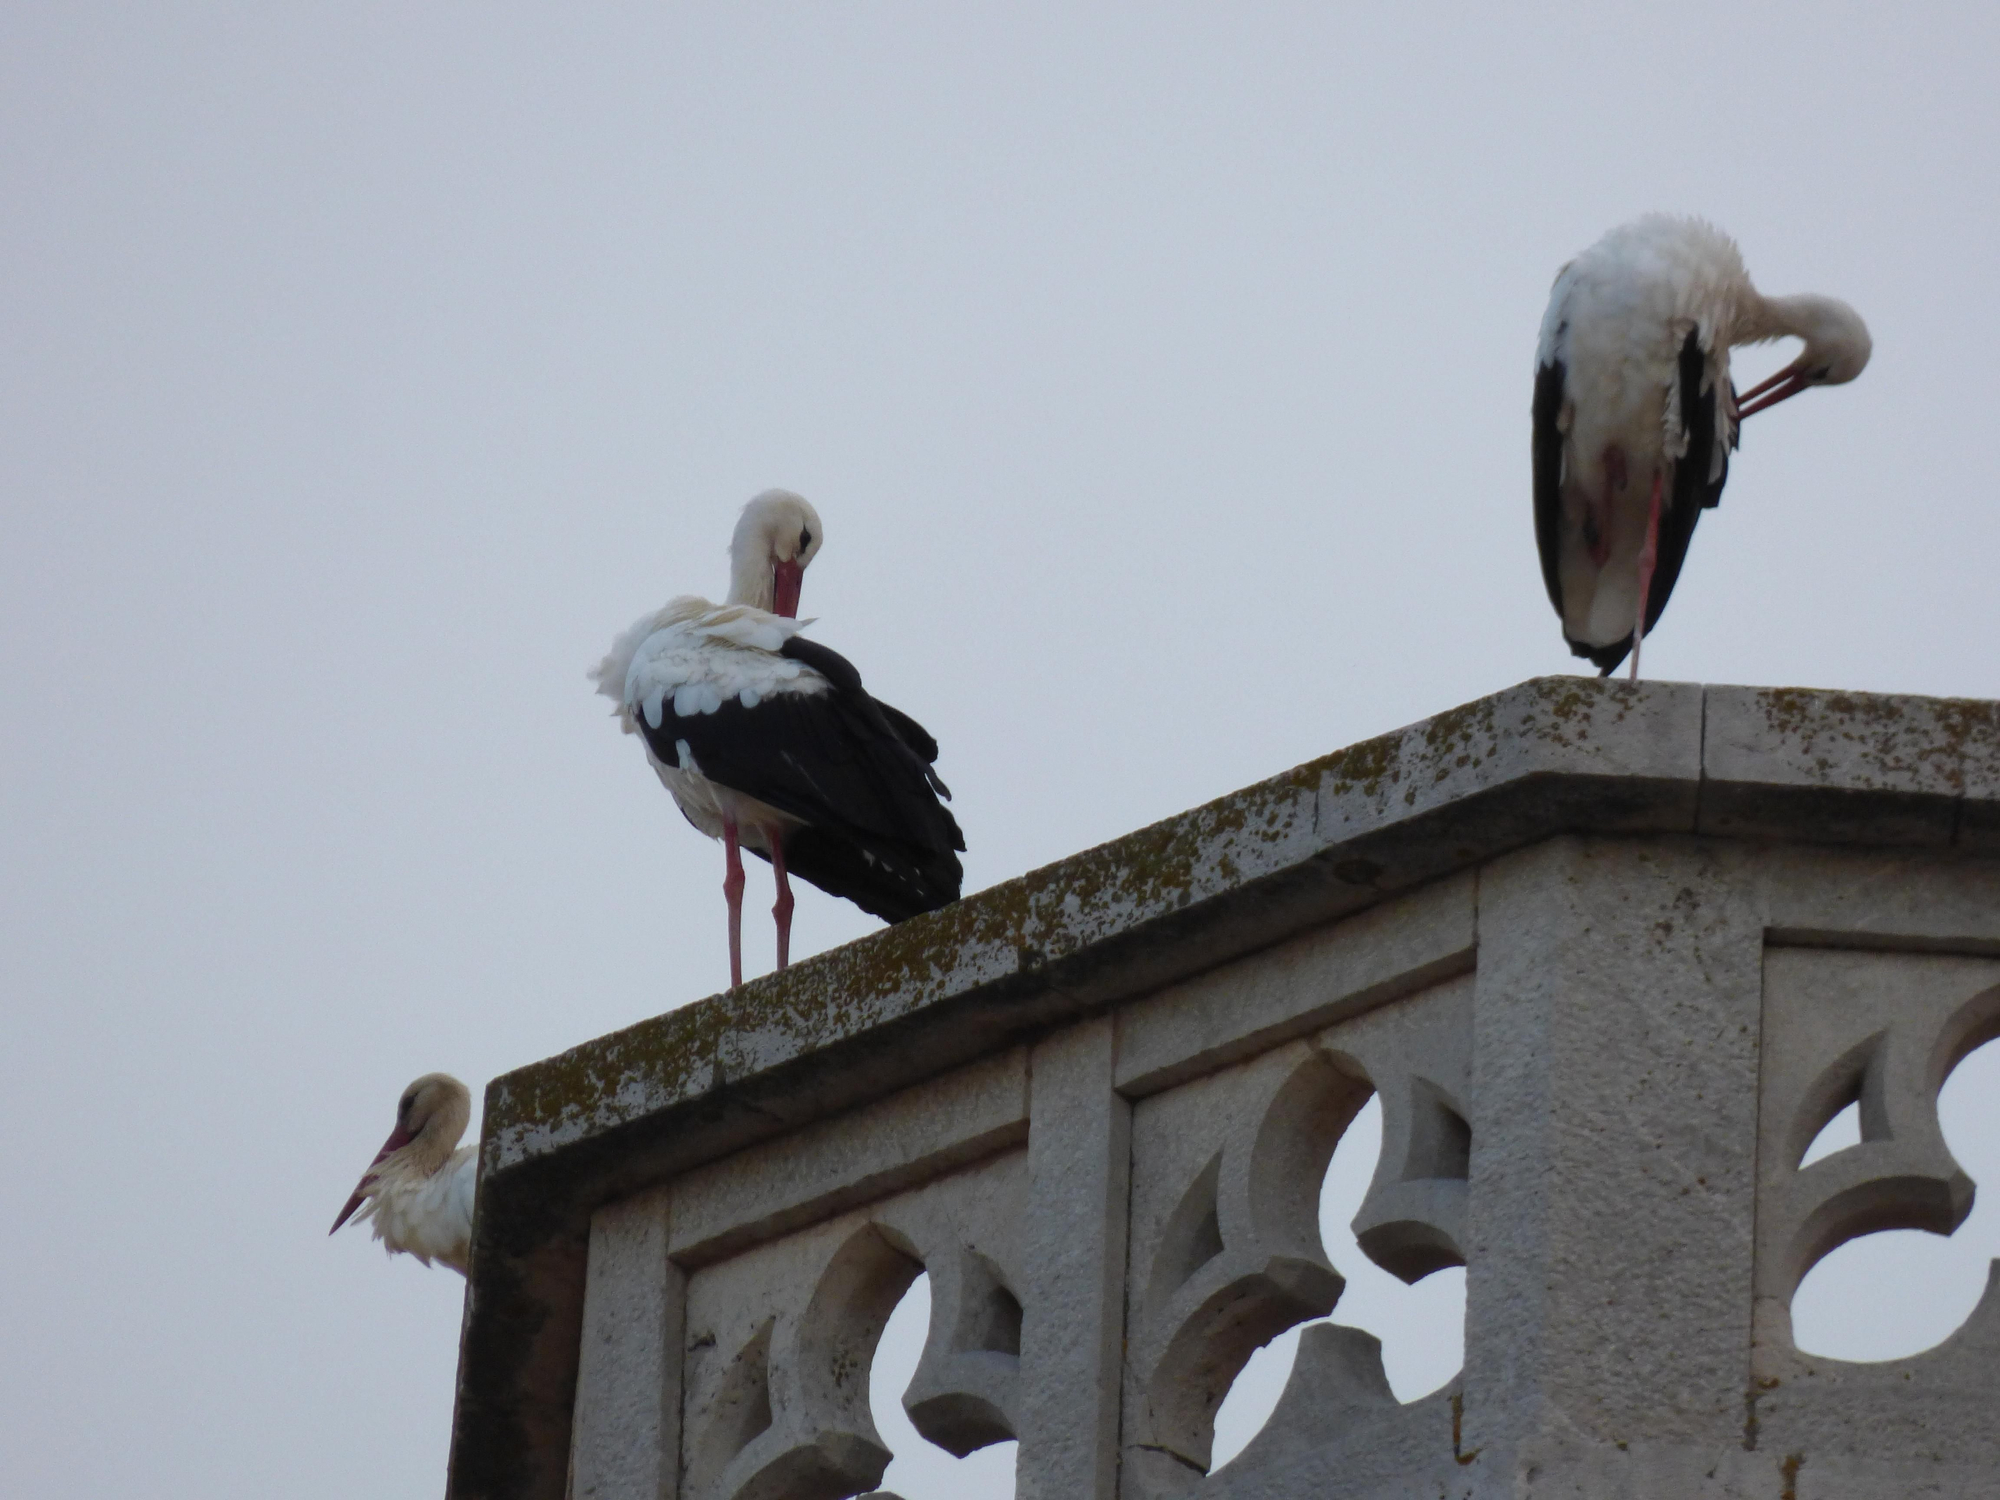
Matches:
[1532,357,1568,617]
[782,636,951,796]
[1639,327,1728,639]
[639,638,963,923]
[875,700,940,768]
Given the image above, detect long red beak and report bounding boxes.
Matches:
[772,559,803,619]
[1735,366,1809,419]
[329,1122,415,1234]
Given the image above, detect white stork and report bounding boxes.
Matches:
[1533,214,1872,676]
[330,1072,476,1275]
[593,490,963,988]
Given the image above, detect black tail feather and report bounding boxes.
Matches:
[1569,633,1633,676]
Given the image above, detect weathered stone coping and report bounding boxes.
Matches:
[447,676,2000,1500]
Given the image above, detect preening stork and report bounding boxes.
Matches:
[329,1073,476,1275]
[1534,215,1872,676]
[593,491,963,988]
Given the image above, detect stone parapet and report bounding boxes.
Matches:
[447,678,2000,1500]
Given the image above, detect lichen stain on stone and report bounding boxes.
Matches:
[489,1000,723,1154]
[1520,675,1659,754]
[487,752,1324,1148]
[489,678,1610,1150]
[1325,677,1617,818]
[1757,687,2000,792]
[1417,696,1504,782]
[1318,729,1403,801]
[481,677,1801,1159]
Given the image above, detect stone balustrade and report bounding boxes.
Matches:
[446,677,2000,1500]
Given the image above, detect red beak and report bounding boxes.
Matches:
[329,1122,415,1234]
[1735,365,1810,419]
[772,559,803,619]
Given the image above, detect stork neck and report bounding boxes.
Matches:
[726,550,777,612]
[1742,293,1811,344]
[1734,291,1871,383]
[1738,292,1854,347]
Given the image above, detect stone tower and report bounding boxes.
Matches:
[446,678,2000,1500]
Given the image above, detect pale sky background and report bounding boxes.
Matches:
[5,5,1999,1497]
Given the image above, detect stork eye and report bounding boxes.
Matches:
[799,527,812,549]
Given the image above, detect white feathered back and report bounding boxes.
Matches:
[590,597,827,735]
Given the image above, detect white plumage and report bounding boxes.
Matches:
[600,601,826,739]
[330,1072,477,1275]
[595,596,832,849]
[1533,215,1872,676]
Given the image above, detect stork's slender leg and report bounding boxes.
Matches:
[721,815,746,989]
[766,826,794,972]
[1629,468,1665,682]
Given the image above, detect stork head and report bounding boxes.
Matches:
[330,1072,473,1236]
[1737,295,1873,417]
[728,489,823,618]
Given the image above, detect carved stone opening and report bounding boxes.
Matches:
[1204,974,1476,1482]
[904,1249,1023,1459]
[1791,1032,2000,1364]
[696,1225,924,1500]
[873,1268,1021,1496]
[1769,970,2000,1302]
[1129,1051,1366,1486]
[1759,950,2000,1391]
[1350,1075,1470,1286]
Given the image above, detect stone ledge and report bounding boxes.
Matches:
[479,678,2000,1190]
[1701,685,2000,846]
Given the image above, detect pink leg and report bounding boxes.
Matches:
[767,827,794,972]
[1630,469,1664,682]
[722,815,745,989]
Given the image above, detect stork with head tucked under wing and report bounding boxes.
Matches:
[330,1072,477,1275]
[1533,214,1872,677]
[592,490,963,989]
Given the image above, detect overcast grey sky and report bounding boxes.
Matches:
[5,5,1999,1496]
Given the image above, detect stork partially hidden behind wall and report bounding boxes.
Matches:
[593,491,964,989]
[330,1073,476,1275]
[1533,214,1872,677]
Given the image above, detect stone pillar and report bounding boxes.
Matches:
[570,1188,682,1500]
[1467,836,1769,1487]
[1015,1016,1132,1500]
